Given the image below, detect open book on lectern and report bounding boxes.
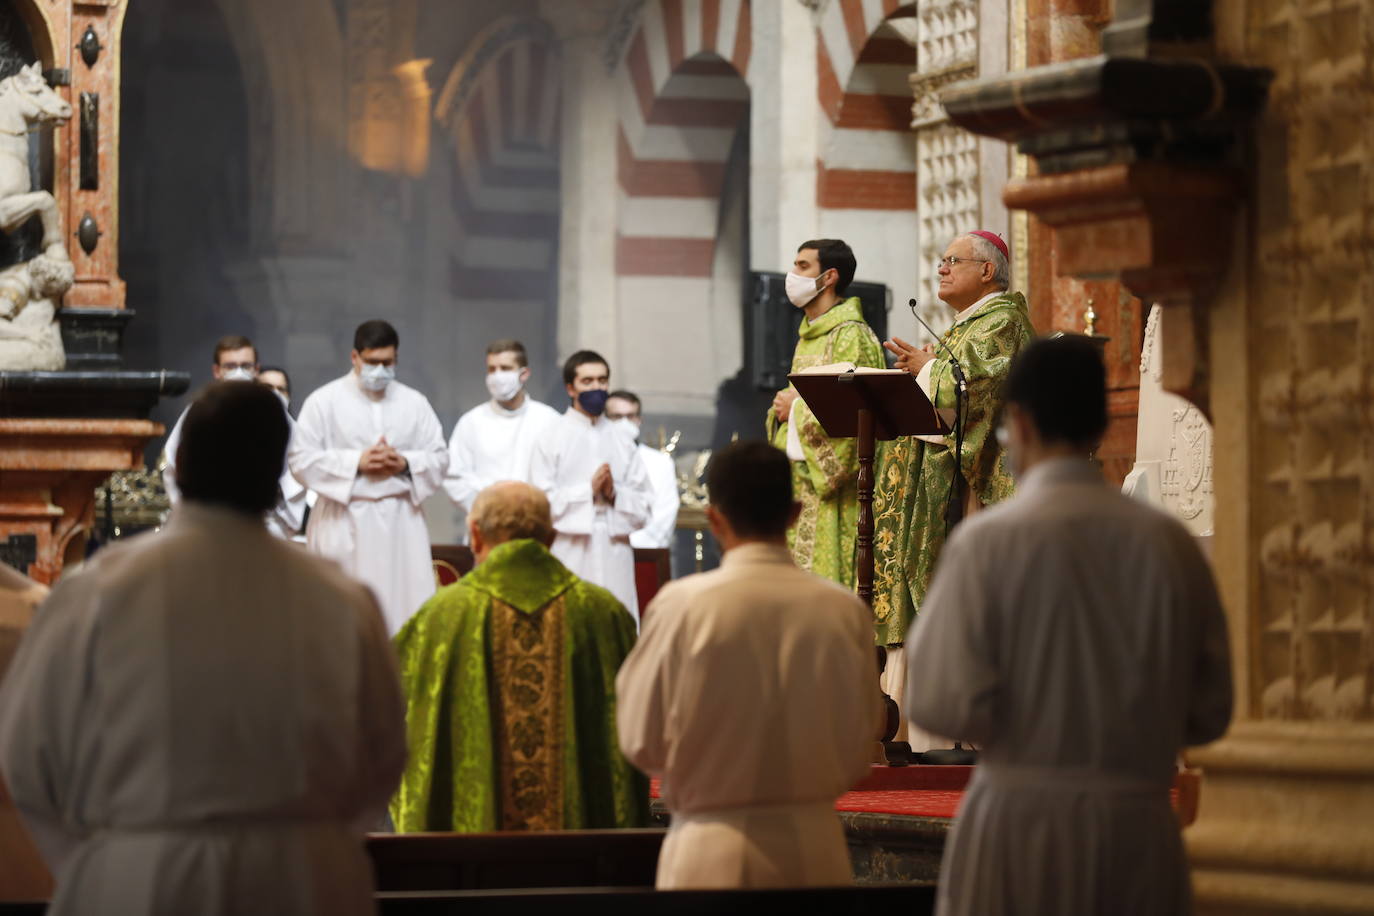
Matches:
[788,362,953,441]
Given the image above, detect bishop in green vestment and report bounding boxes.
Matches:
[765,239,886,589]
[389,481,648,833]
[874,232,1035,647]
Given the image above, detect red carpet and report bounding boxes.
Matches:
[649,766,972,820]
[650,765,1190,822]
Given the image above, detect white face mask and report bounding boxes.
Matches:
[784,270,825,309]
[359,363,395,392]
[221,367,255,382]
[609,417,639,443]
[485,369,523,403]
[272,389,290,411]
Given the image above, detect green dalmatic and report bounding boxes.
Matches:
[872,291,1034,646]
[766,296,887,590]
[389,539,648,832]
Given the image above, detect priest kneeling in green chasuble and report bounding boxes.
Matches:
[766,238,887,589]
[389,481,648,832]
[873,230,1034,750]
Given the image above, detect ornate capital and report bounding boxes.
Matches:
[934,0,1270,415]
[910,66,975,130]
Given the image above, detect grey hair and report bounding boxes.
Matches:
[470,481,554,545]
[965,234,1010,291]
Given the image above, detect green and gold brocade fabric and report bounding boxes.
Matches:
[872,291,1034,646]
[765,297,887,589]
[389,538,648,832]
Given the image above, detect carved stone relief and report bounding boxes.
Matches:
[1124,304,1215,534]
[1241,0,1372,723]
[910,0,979,333]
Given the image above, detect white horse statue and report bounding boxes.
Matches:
[0,62,75,371]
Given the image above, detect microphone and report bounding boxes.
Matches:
[906,298,967,393]
[906,298,969,530]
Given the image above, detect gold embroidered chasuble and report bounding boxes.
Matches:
[872,291,1034,646]
[389,538,648,832]
[765,297,886,589]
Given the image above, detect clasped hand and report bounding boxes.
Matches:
[884,336,936,376]
[772,388,799,422]
[358,437,408,477]
[591,462,616,504]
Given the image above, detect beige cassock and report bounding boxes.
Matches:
[290,374,449,634]
[529,408,652,618]
[0,503,406,916]
[905,458,1233,916]
[0,564,51,901]
[616,543,881,888]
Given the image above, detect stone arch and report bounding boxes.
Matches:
[426,16,563,405]
[119,0,259,384]
[208,0,346,248]
[611,0,753,420]
[816,0,916,96]
[815,2,921,338]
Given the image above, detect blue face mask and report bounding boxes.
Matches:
[577,389,609,417]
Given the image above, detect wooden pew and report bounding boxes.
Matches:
[375,885,936,914]
[367,829,665,891]
[0,885,936,916]
[0,829,935,914]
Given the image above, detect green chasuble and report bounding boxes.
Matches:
[872,291,1034,646]
[389,538,649,832]
[765,296,886,589]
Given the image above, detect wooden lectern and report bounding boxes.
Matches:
[789,366,949,766]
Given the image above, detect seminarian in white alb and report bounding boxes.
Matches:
[289,320,449,634]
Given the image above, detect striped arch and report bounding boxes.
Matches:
[817,2,917,210]
[432,18,561,370]
[817,0,912,101]
[615,0,752,279]
[610,0,753,415]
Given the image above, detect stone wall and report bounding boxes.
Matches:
[1187,2,1374,911]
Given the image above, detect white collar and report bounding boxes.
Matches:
[488,398,527,418]
[950,290,1006,325]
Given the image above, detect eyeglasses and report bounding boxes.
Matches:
[936,256,989,269]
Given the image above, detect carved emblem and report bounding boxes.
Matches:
[1164,404,1211,520]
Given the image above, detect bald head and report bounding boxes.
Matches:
[468,482,554,557]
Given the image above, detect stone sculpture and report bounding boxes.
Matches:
[0,62,74,370]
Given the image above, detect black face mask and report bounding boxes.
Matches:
[577,389,609,416]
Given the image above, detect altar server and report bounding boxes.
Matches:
[442,339,559,530]
[617,441,880,889]
[290,320,448,633]
[605,390,679,550]
[905,336,1232,916]
[529,350,652,616]
[162,337,307,539]
[0,382,405,916]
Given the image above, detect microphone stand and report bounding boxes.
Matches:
[907,299,968,532]
[906,299,978,766]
